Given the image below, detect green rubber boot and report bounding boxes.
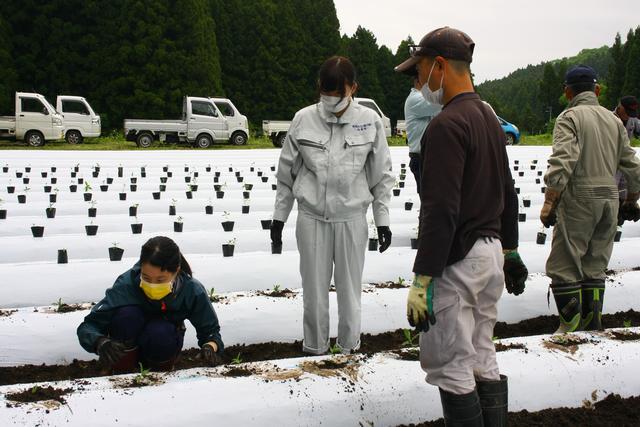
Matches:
[580,280,605,331]
[551,283,582,333]
[439,388,484,426]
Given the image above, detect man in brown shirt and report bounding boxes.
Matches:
[396,27,527,426]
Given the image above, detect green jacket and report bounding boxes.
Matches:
[545,91,640,199]
[77,263,223,354]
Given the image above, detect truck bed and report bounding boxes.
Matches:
[0,116,16,133]
[123,119,187,133]
[262,120,291,134]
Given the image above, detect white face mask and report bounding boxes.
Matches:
[420,61,445,106]
[320,94,351,114]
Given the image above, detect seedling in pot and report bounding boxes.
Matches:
[405,199,414,211]
[0,199,6,219]
[242,198,250,214]
[85,220,99,236]
[221,211,235,232]
[393,180,401,197]
[131,216,143,234]
[169,199,177,216]
[57,248,68,264]
[49,188,59,203]
[17,187,30,204]
[31,223,45,238]
[205,197,214,215]
[402,329,418,347]
[185,185,193,199]
[109,242,124,261]
[174,216,184,233]
[87,200,98,218]
[231,353,243,365]
[100,180,109,192]
[222,238,236,257]
[536,227,547,245]
[46,203,56,219]
[129,204,139,217]
[522,197,531,208]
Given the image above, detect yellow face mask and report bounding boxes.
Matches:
[140,278,173,300]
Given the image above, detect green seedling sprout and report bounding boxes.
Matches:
[176,216,183,223]
[84,181,91,192]
[227,238,237,245]
[623,319,632,328]
[31,386,39,394]
[402,329,417,347]
[134,362,151,384]
[272,284,281,293]
[397,277,406,286]
[231,353,243,365]
[329,344,342,355]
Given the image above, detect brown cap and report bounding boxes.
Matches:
[395,27,475,75]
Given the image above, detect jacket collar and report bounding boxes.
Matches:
[442,92,479,110]
[568,91,599,108]
[317,99,357,124]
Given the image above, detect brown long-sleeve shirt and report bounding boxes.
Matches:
[413,92,518,277]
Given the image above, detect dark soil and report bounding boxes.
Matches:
[370,281,409,289]
[1,310,639,387]
[55,303,85,313]
[495,342,528,353]
[0,309,17,318]
[610,330,640,341]
[400,394,640,427]
[315,359,348,370]
[221,367,254,377]
[392,348,420,361]
[5,386,72,405]
[258,288,296,298]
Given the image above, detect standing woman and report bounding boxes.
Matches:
[77,236,223,373]
[270,56,395,355]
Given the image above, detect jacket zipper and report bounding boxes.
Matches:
[299,140,326,150]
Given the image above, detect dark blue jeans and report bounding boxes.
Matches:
[409,154,421,194]
[109,305,185,364]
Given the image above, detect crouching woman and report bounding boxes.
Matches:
[77,236,223,373]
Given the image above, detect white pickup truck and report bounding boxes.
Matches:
[262,97,392,147]
[124,96,249,148]
[56,95,101,144]
[0,92,65,146]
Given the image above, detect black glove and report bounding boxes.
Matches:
[270,220,284,244]
[618,202,626,227]
[621,202,640,222]
[503,251,528,296]
[96,337,127,365]
[200,342,221,366]
[377,226,392,253]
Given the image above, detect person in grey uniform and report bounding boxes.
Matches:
[613,96,640,208]
[403,75,441,193]
[270,56,395,355]
[541,67,640,334]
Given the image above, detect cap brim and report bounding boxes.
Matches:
[394,56,421,75]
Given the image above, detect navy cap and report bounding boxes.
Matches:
[565,65,597,86]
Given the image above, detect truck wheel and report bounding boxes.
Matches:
[274,132,287,148]
[196,134,213,148]
[505,133,516,146]
[231,131,248,146]
[66,130,83,144]
[25,131,45,147]
[136,132,154,148]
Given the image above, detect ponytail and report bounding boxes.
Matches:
[140,236,192,277]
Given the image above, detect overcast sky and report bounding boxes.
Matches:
[333,0,639,83]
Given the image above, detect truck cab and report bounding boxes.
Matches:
[56,96,101,144]
[0,92,64,146]
[354,97,392,138]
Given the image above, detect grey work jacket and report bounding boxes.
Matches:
[545,91,640,200]
[273,101,394,226]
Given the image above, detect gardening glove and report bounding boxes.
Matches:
[407,275,436,333]
[96,337,127,366]
[540,188,561,228]
[200,341,221,366]
[618,199,626,226]
[377,226,392,253]
[503,249,528,296]
[620,193,640,222]
[270,220,284,244]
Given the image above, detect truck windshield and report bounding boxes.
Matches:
[62,100,90,115]
[21,97,48,114]
[214,102,234,117]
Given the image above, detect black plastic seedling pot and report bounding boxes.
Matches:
[85,225,99,236]
[190,185,198,192]
[17,195,26,204]
[57,249,68,264]
[153,192,161,200]
[173,222,183,232]
[393,189,401,197]
[44,185,52,193]
[49,194,57,203]
[7,186,15,193]
[130,177,137,184]
[261,177,269,183]
[50,177,57,184]
[88,208,97,218]
[222,221,235,232]
[257,171,263,177]
[186,191,193,199]
[169,206,176,216]
[271,242,282,255]
[109,247,124,261]
[100,185,108,192]
[31,226,44,238]
[243,191,250,199]
[411,238,419,250]
[405,202,413,211]
[131,223,143,234]
[160,177,168,183]
[119,193,127,201]
[518,213,526,222]
[216,191,225,199]
[184,176,191,183]
[69,185,77,193]
[213,177,220,183]
[118,167,124,177]
[46,208,56,219]
[41,172,47,178]
[261,219,272,230]
[518,172,524,177]
[205,205,214,215]
[214,184,222,192]
[536,232,547,245]
[236,176,244,183]
[614,230,622,242]
[83,193,92,201]
[0,210,6,219]
[368,239,379,251]
[523,199,531,208]
[22,178,29,185]
[272,184,277,191]
[244,184,254,191]
[130,185,137,192]
[222,244,235,257]
[399,181,405,188]
[107,177,114,184]
[159,185,166,192]
[242,205,250,214]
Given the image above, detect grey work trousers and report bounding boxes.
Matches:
[296,211,368,355]
[419,238,504,395]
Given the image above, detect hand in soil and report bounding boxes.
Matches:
[96,337,127,365]
[200,343,221,366]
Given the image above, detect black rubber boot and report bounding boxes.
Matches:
[551,283,582,333]
[580,280,605,331]
[477,375,508,427]
[439,388,484,427]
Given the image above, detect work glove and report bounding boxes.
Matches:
[620,193,640,222]
[503,250,528,296]
[95,337,127,366]
[407,275,436,333]
[270,220,285,244]
[200,342,221,366]
[377,226,392,253]
[618,200,626,226]
[540,188,561,228]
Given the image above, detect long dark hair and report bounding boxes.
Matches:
[139,236,192,277]
[318,56,357,100]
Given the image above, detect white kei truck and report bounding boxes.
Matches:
[124,96,249,148]
[0,92,65,146]
[56,95,102,144]
[262,97,393,147]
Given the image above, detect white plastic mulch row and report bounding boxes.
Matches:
[1,271,639,367]
[1,329,639,427]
